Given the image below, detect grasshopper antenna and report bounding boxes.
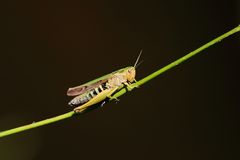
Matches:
[136,60,143,68]
[134,49,142,68]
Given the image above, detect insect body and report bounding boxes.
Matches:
[67,52,141,113]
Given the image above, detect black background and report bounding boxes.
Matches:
[1,0,239,160]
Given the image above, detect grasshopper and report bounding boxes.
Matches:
[67,51,142,113]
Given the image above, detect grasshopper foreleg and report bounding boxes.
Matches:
[124,81,139,91]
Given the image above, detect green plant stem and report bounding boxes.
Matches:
[0,25,239,138]
[0,112,75,138]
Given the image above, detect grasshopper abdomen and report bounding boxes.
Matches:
[68,83,109,107]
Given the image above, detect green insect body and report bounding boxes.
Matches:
[67,52,142,113]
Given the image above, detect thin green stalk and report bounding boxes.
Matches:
[0,112,75,138]
[0,25,239,138]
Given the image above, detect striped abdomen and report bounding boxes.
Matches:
[68,83,109,107]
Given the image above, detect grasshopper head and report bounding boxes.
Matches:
[125,50,142,82]
[126,66,136,82]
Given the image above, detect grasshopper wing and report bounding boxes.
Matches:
[67,85,88,96]
[67,79,108,96]
[67,67,126,96]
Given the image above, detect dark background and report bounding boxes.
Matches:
[1,0,239,160]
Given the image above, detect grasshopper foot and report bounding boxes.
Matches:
[74,107,85,113]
